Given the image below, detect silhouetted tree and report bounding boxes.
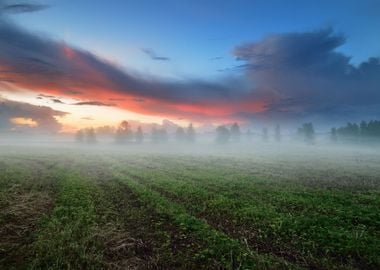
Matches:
[135,126,143,143]
[186,123,196,143]
[262,127,268,142]
[85,128,97,144]
[230,122,241,142]
[215,125,230,144]
[330,127,338,143]
[96,125,115,136]
[115,120,133,144]
[175,127,186,142]
[298,123,315,144]
[275,124,281,142]
[151,127,168,143]
[333,120,380,143]
[246,129,253,141]
[360,121,368,137]
[75,130,84,143]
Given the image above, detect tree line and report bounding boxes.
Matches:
[75,120,380,145]
[331,120,380,143]
[75,121,196,144]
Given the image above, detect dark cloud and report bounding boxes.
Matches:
[0,1,48,14]
[233,28,380,123]
[141,48,170,61]
[38,93,56,98]
[81,116,93,121]
[0,21,243,107]
[72,101,115,106]
[51,98,65,104]
[0,97,67,132]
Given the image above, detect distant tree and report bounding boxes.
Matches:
[186,123,196,143]
[151,127,168,143]
[330,127,338,143]
[175,127,186,142]
[96,125,115,136]
[135,126,143,143]
[85,128,97,144]
[360,121,368,137]
[230,122,241,142]
[215,125,230,144]
[246,129,253,141]
[275,124,281,142]
[115,120,133,144]
[298,123,315,144]
[75,130,84,143]
[333,120,380,143]
[262,127,268,142]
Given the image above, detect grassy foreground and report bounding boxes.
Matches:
[0,145,379,269]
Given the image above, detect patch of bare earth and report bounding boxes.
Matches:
[0,188,54,268]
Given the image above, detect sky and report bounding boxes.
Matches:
[0,0,379,133]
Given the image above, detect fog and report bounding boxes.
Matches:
[1,126,379,161]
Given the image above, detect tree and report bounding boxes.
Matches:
[85,128,97,144]
[230,122,241,142]
[186,123,196,143]
[175,127,186,142]
[333,120,380,143]
[246,129,253,141]
[215,125,230,144]
[75,130,84,143]
[135,126,143,143]
[298,123,315,144]
[275,124,281,142]
[115,120,133,144]
[262,127,268,142]
[330,127,338,143]
[151,127,168,143]
[360,121,368,137]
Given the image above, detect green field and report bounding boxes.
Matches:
[0,144,379,269]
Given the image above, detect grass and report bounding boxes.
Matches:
[30,169,104,269]
[0,144,379,269]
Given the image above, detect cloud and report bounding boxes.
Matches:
[0,20,251,121]
[233,28,380,124]
[0,1,48,14]
[0,97,68,132]
[51,98,65,104]
[1,16,379,125]
[81,116,93,121]
[38,94,56,98]
[72,101,115,106]
[141,48,170,61]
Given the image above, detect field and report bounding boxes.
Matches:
[0,143,379,269]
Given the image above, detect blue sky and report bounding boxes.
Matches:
[14,0,380,79]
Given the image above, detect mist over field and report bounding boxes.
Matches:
[1,0,380,269]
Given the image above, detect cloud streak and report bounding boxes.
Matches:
[141,48,171,61]
[0,1,48,14]
[72,101,115,106]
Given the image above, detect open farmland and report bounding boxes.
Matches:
[0,144,379,269]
